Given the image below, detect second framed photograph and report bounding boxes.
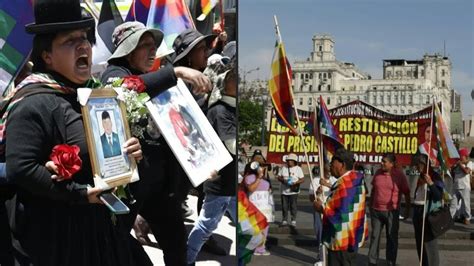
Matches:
[146,79,233,187]
[81,88,138,188]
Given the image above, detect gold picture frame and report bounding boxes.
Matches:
[81,88,138,189]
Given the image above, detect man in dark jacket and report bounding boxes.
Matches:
[187,67,237,265]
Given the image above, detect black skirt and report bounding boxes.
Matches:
[11,198,142,266]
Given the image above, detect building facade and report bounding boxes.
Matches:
[291,35,455,127]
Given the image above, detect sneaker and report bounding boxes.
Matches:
[202,236,227,256]
[314,262,323,266]
[290,220,296,227]
[280,220,288,226]
[254,250,270,256]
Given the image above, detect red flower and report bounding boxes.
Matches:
[123,75,146,93]
[49,144,82,180]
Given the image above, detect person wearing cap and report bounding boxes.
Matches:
[450,148,472,225]
[172,29,216,95]
[172,28,229,256]
[313,148,368,266]
[4,0,144,265]
[186,66,237,264]
[101,21,211,95]
[251,149,272,180]
[411,153,444,266]
[277,153,304,227]
[243,160,272,256]
[100,21,214,265]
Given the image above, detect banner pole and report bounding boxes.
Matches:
[419,100,435,266]
[316,97,327,266]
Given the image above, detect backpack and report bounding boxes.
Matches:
[0,86,61,201]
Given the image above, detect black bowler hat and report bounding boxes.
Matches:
[25,0,95,34]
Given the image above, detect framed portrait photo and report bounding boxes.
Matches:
[81,88,138,189]
[146,79,233,187]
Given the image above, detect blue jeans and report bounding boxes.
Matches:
[313,211,323,262]
[187,194,236,264]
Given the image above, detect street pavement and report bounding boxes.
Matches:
[138,195,236,265]
[248,175,474,266]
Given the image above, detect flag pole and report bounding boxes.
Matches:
[273,15,313,181]
[315,96,324,199]
[316,97,327,266]
[419,99,435,266]
[219,0,225,30]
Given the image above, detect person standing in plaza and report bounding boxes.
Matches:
[412,153,444,266]
[244,161,273,256]
[313,148,368,266]
[368,153,411,266]
[450,148,472,224]
[277,153,304,227]
[309,164,337,266]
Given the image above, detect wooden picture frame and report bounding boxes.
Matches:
[81,88,138,189]
[146,79,233,187]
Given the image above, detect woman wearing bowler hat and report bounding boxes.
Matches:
[5,0,143,265]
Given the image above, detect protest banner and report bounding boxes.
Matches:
[267,100,434,166]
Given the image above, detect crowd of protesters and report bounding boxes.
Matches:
[239,142,472,265]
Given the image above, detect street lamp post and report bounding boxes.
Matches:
[241,67,260,92]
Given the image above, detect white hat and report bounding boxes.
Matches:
[285,153,298,162]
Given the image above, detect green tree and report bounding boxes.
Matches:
[239,99,264,146]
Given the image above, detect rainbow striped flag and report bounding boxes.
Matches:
[0,0,34,95]
[197,0,218,21]
[322,170,368,252]
[126,0,194,49]
[318,96,344,154]
[433,103,459,171]
[268,39,297,134]
[238,190,268,265]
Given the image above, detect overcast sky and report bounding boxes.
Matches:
[239,0,473,117]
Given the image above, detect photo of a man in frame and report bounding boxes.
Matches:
[100,110,122,158]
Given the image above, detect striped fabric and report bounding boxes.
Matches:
[126,0,194,49]
[433,103,459,171]
[268,40,297,134]
[0,73,77,158]
[322,170,368,252]
[0,0,34,96]
[198,0,218,20]
[318,95,344,155]
[237,190,268,265]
